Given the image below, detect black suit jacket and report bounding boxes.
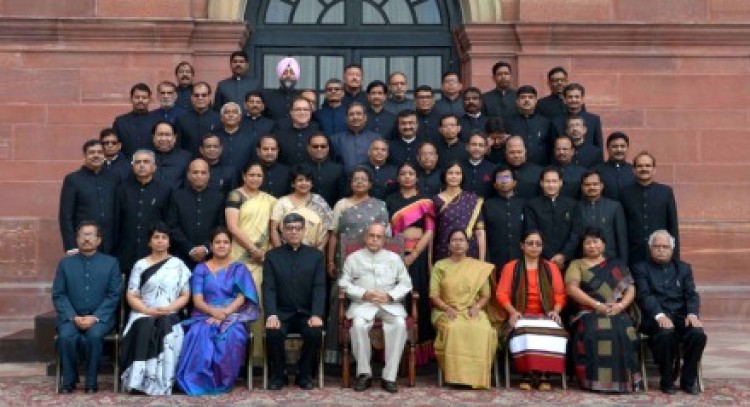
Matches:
[632,259,700,332]
[620,182,679,265]
[262,244,326,321]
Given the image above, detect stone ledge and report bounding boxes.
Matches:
[456,23,750,56]
[0,17,247,52]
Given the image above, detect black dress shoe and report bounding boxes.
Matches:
[381,379,398,393]
[59,386,75,394]
[661,385,677,395]
[85,387,98,394]
[681,384,700,395]
[268,380,284,391]
[354,375,372,392]
[297,380,314,390]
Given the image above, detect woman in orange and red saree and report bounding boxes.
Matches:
[386,162,436,364]
[497,230,567,391]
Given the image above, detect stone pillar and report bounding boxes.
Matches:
[207,0,248,20]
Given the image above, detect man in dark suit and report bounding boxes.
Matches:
[524,167,577,269]
[52,221,122,394]
[633,230,706,395]
[59,139,118,255]
[482,61,517,118]
[620,151,680,265]
[263,213,326,390]
[166,159,225,269]
[214,50,260,113]
[115,149,172,274]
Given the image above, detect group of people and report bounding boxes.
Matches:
[52,52,706,397]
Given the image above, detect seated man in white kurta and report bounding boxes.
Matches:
[339,223,413,393]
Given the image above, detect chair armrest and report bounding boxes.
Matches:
[338,288,349,343]
[409,291,419,324]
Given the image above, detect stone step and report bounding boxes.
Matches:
[33,311,56,361]
[0,329,46,363]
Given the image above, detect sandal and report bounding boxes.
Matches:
[519,381,533,391]
[538,381,552,391]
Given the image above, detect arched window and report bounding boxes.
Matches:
[246,0,461,96]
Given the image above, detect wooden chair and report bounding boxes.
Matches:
[55,274,125,393]
[261,331,326,389]
[337,237,419,388]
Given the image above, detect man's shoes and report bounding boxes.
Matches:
[381,379,398,393]
[85,387,98,394]
[296,377,315,390]
[59,385,75,394]
[681,384,700,395]
[660,385,677,395]
[353,375,372,391]
[268,380,284,391]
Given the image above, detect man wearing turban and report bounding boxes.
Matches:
[264,57,302,121]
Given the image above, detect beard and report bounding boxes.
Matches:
[281,79,297,90]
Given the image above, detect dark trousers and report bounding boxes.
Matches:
[644,318,707,388]
[57,320,113,388]
[266,313,322,384]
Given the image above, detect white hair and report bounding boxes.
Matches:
[131,149,155,163]
[648,229,675,249]
[220,102,241,115]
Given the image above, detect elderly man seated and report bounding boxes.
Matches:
[339,223,413,393]
[632,230,707,395]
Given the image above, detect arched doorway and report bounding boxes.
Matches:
[245,0,463,96]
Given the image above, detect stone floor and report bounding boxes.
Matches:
[0,321,741,380]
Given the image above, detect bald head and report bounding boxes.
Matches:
[187,158,210,191]
[505,135,527,167]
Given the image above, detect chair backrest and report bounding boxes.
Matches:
[340,234,404,259]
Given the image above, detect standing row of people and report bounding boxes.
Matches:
[54,53,701,397]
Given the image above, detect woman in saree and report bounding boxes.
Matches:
[496,230,567,391]
[324,165,390,364]
[566,226,641,393]
[176,227,260,396]
[225,161,277,365]
[269,163,332,251]
[120,222,191,396]
[386,161,436,364]
[433,161,486,262]
[430,229,496,389]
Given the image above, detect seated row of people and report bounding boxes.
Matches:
[53,219,705,396]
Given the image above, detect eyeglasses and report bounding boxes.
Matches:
[524,241,543,247]
[192,93,209,98]
[309,144,328,149]
[283,225,304,232]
